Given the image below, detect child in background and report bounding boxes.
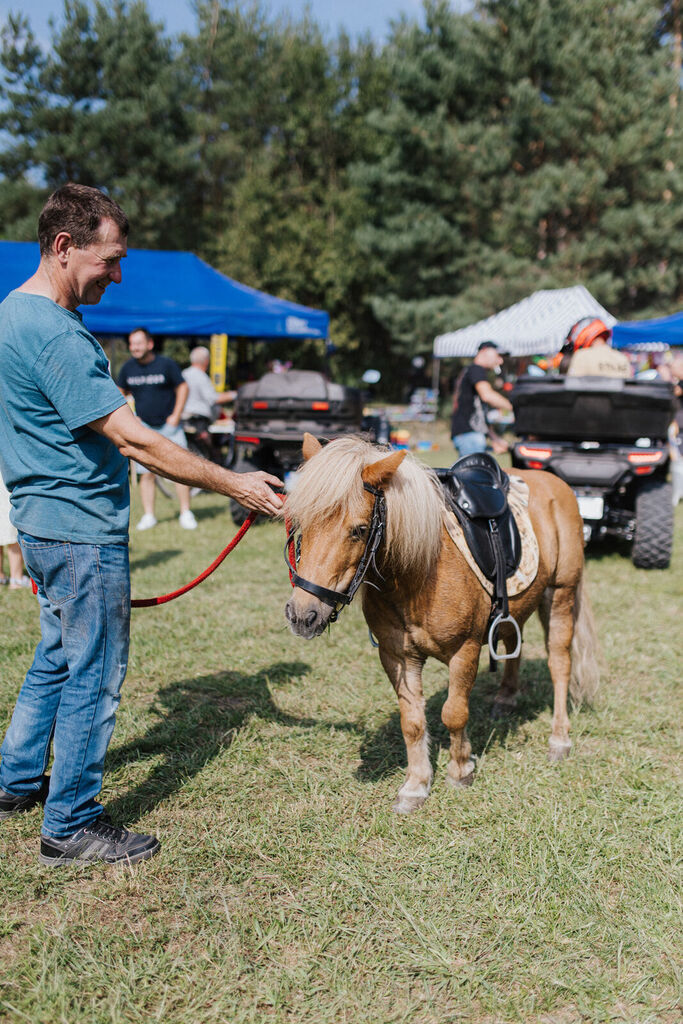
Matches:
[0,473,30,590]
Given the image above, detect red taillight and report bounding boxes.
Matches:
[627,451,664,465]
[517,444,553,461]
[235,436,261,445]
[527,460,546,470]
[311,401,329,411]
[634,465,655,475]
[252,401,268,410]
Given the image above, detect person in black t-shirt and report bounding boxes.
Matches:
[451,341,513,458]
[118,328,196,531]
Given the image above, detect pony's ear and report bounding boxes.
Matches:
[302,433,322,460]
[361,450,406,490]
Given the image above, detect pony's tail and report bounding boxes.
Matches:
[569,574,601,705]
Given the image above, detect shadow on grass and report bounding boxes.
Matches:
[192,502,231,524]
[129,548,183,572]
[105,660,317,821]
[584,537,632,563]
[356,658,554,782]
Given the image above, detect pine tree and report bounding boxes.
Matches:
[485,0,682,315]
[353,0,682,365]
[352,0,505,358]
[0,14,48,236]
[183,3,390,380]
[178,0,283,252]
[0,1,197,247]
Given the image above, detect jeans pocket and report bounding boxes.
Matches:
[20,540,76,606]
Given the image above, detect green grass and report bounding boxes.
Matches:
[0,458,681,1024]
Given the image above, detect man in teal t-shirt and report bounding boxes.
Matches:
[0,184,284,867]
[0,292,130,543]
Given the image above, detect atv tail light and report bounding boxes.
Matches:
[235,436,261,445]
[627,450,664,465]
[252,401,269,410]
[517,445,553,461]
[311,401,329,411]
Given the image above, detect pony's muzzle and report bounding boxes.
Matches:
[285,592,332,639]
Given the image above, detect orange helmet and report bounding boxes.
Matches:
[564,317,610,353]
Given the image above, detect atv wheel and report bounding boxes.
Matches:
[631,478,673,569]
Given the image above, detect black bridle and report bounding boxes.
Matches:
[284,481,386,623]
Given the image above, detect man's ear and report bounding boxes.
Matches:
[302,433,322,460]
[52,231,73,265]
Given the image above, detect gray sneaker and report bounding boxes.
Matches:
[39,817,160,867]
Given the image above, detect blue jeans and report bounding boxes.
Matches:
[452,431,487,458]
[0,535,130,838]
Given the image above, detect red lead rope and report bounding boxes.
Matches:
[30,511,258,606]
[131,510,257,607]
[29,507,259,602]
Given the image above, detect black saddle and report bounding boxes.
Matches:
[436,453,523,667]
[436,453,521,581]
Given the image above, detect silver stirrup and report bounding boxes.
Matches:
[488,613,522,661]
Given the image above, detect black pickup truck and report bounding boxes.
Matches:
[229,370,366,524]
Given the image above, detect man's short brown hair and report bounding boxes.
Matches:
[38,183,129,256]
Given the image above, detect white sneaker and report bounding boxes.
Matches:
[136,514,157,531]
[179,510,198,530]
[9,575,31,590]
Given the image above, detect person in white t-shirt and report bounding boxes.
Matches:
[182,346,235,429]
[0,472,30,589]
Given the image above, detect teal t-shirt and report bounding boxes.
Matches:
[0,291,129,544]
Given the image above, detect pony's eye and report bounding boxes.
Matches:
[350,524,368,541]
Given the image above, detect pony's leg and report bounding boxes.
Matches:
[542,586,574,762]
[378,649,432,814]
[491,626,523,718]
[442,640,481,788]
[491,657,521,718]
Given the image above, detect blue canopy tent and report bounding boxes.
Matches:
[612,311,683,351]
[0,242,329,339]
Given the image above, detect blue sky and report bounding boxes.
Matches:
[6,0,428,45]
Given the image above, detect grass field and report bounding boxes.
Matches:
[0,444,681,1024]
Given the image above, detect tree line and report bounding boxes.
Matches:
[1,0,681,393]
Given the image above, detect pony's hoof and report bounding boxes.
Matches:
[548,739,571,763]
[490,700,515,721]
[445,763,475,789]
[392,795,426,814]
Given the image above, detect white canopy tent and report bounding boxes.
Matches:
[433,285,616,359]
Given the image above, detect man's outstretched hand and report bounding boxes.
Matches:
[229,471,284,516]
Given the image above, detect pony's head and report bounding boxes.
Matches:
[284,433,444,638]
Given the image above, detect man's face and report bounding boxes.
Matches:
[479,346,503,369]
[128,330,154,361]
[67,217,127,307]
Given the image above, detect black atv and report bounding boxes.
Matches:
[511,375,676,569]
[229,369,366,525]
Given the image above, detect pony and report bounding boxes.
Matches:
[284,433,600,813]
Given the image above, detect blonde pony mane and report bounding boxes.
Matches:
[284,436,445,579]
